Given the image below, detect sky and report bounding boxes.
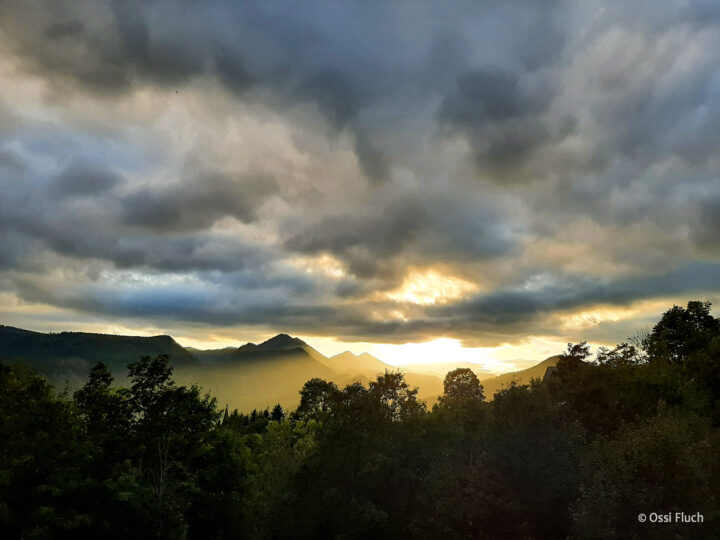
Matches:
[1,0,720,373]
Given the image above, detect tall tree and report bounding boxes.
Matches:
[438,367,485,408]
[369,370,426,421]
[644,301,720,365]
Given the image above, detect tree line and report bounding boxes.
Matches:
[2,300,720,538]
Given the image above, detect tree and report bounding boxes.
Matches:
[564,341,591,360]
[438,368,485,408]
[643,301,720,365]
[271,403,285,421]
[125,355,220,538]
[127,354,175,417]
[594,343,642,367]
[369,370,426,421]
[295,378,339,420]
[0,363,88,538]
[74,362,132,461]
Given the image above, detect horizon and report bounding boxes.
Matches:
[1,322,554,376]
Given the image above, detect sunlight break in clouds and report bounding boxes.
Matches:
[385,269,479,305]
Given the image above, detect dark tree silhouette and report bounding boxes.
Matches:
[643,300,720,365]
[438,367,485,407]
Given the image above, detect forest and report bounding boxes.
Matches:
[2,301,720,539]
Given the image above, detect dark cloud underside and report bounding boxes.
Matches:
[0,0,719,345]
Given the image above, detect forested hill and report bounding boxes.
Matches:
[1,326,443,409]
[480,355,563,397]
[0,325,197,384]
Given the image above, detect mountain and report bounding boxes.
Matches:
[0,325,197,386]
[0,324,562,410]
[177,334,341,411]
[254,333,307,351]
[394,361,498,380]
[321,351,445,405]
[480,355,563,398]
[325,351,392,375]
[191,334,328,366]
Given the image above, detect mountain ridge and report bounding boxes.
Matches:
[1,324,561,409]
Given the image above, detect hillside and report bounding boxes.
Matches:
[180,334,341,410]
[0,324,558,410]
[0,325,197,385]
[325,351,392,374]
[480,355,563,398]
[185,336,447,409]
[319,351,446,404]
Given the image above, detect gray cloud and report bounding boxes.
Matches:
[440,68,550,125]
[353,131,390,184]
[121,173,278,232]
[0,162,277,274]
[437,66,574,181]
[45,20,85,39]
[51,161,122,197]
[1,0,720,348]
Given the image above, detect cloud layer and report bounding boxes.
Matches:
[1,0,719,347]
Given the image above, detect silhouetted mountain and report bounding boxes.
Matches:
[192,334,322,364]
[1,325,561,410]
[480,355,564,398]
[178,334,339,411]
[326,351,391,374]
[322,351,445,403]
[186,337,448,409]
[256,333,307,351]
[0,325,197,385]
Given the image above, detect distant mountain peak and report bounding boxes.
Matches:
[256,333,307,351]
[332,351,381,361]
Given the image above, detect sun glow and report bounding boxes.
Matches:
[386,269,478,305]
[287,254,346,278]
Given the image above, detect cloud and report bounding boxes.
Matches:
[353,131,390,183]
[121,173,278,232]
[0,161,277,274]
[1,0,720,350]
[45,20,86,40]
[437,66,574,181]
[51,161,122,197]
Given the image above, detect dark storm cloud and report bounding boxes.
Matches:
[438,263,720,326]
[0,0,569,185]
[121,174,278,232]
[437,66,574,181]
[284,196,424,279]
[285,196,425,258]
[296,68,362,130]
[10,269,338,328]
[45,20,85,39]
[353,131,390,184]
[2,0,720,346]
[694,192,720,250]
[51,161,121,197]
[440,68,550,125]
[282,192,513,283]
[0,162,278,274]
[0,0,397,181]
[110,0,207,85]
